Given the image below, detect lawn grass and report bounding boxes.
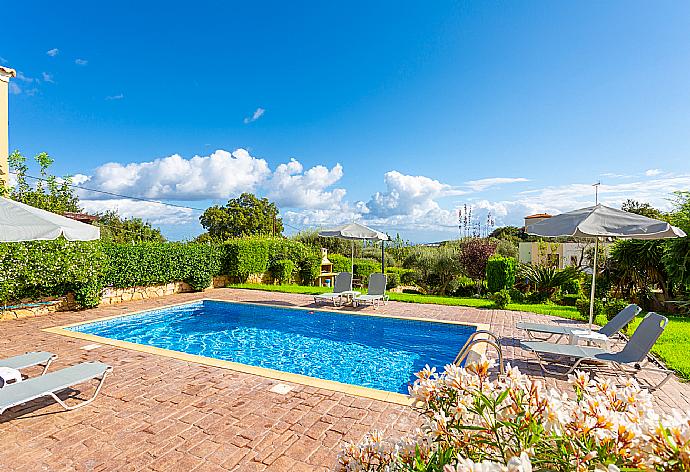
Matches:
[628,315,690,380]
[227,283,582,319]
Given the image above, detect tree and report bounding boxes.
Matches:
[3,150,80,213]
[663,191,690,294]
[489,226,526,242]
[621,199,665,220]
[199,193,283,240]
[457,238,498,283]
[403,246,461,295]
[97,211,165,243]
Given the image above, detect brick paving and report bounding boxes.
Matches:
[1,288,688,471]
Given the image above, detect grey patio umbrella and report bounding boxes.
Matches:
[0,197,100,242]
[527,204,685,329]
[318,222,389,279]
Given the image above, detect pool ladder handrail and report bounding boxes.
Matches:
[453,330,505,377]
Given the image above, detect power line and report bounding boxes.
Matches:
[10,171,307,232]
[12,172,207,212]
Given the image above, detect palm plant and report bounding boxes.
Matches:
[609,239,669,301]
[518,264,579,298]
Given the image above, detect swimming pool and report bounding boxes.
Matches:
[66,300,477,394]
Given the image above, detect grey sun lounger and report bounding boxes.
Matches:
[0,351,57,376]
[0,361,112,416]
[521,312,672,390]
[314,272,353,306]
[354,273,389,308]
[517,304,641,341]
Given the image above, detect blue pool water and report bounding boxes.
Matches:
[68,300,475,394]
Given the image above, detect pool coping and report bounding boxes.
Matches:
[43,298,491,405]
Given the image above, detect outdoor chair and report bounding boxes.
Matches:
[517,304,641,342]
[0,361,112,416]
[0,351,57,376]
[354,273,389,308]
[314,272,353,306]
[521,312,672,390]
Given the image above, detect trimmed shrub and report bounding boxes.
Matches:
[0,240,105,306]
[385,271,400,289]
[560,293,580,306]
[329,253,352,273]
[509,287,526,303]
[604,298,630,321]
[386,266,416,285]
[353,258,380,281]
[560,277,582,295]
[485,256,517,293]
[576,297,603,320]
[222,238,270,280]
[492,289,511,309]
[269,259,295,285]
[102,242,221,291]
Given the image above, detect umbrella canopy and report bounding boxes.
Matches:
[0,197,100,242]
[318,222,389,241]
[526,204,685,239]
[527,204,685,329]
[318,222,389,282]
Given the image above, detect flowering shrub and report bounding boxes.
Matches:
[338,358,690,471]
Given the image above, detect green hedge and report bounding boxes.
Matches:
[102,242,221,291]
[222,237,320,283]
[269,259,295,284]
[329,253,352,273]
[0,237,321,309]
[353,258,380,281]
[486,256,517,293]
[386,266,416,285]
[0,240,105,306]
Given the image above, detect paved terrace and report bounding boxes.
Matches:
[1,288,688,471]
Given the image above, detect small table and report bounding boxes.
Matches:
[339,291,360,305]
[568,330,609,349]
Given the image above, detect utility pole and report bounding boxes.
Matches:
[593,181,601,205]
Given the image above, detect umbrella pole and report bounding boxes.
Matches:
[588,238,599,331]
[381,241,385,273]
[351,240,354,290]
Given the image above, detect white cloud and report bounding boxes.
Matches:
[266,159,346,210]
[42,72,54,83]
[645,168,662,176]
[82,149,271,200]
[243,107,265,124]
[8,82,21,95]
[46,48,59,57]
[81,199,195,225]
[15,71,35,83]
[24,88,38,97]
[105,93,124,100]
[467,173,690,228]
[464,177,529,192]
[75,58,88,66]
[363,171,461,218]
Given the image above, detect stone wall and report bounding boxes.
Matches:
[0,294,76,321]
[99,275,232,305]
[1,275,233,321]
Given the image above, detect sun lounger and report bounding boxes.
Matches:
[517,304,641,342]
[0,361,112,415]
[354,273,389,308]
[314,272,353,306]
[521,312,672,390]
[0,351,57,375]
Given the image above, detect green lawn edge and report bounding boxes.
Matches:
[226,283,581,318]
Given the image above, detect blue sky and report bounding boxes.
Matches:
[3,1,690,241]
